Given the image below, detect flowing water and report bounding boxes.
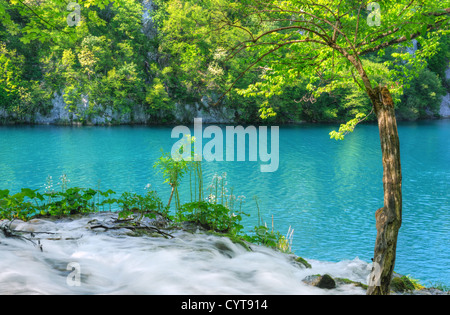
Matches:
[0,213,368,295]
[0,120,449,292]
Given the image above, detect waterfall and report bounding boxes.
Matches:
[0,213,370,295]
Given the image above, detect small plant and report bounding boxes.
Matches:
[177,201,245,234]
[117,184,168,221]
[277,226,295,253]
[154,149,189,210]
[403,275,425,291]
[427,282,450,292]
[206,172,246,213]
[243,196,295,253]
[0,175,118,220]
[59,174,71,192]
[0,188,45,221]
[42,187,115,217]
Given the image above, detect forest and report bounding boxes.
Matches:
[1,0,450,296]
[0,0,449,125]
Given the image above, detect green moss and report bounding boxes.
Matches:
[404,275,425,291]
[390,276,416,293]
[228,236,252,252]
[295,256,312,269]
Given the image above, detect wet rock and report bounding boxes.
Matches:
[214,239,236,258]
[407,288,449,295]
[303,274,336,289]
[294,256,312,269]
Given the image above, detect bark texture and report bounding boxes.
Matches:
[366,86,403,295]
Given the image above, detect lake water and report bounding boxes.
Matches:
[0,120,449,287]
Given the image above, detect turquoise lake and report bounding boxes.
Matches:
[0,120,449,287]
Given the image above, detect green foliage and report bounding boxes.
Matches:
[154,134,205,209]
[329,113,369,141]
[44,187,100,216]
[117,188,168,220]
[0,188,44,221]
[0,177,169,222]
[1,0,151,121]
[146,78,175,114]
[177,201,244,234]
[397,68,447,120]
[1,0,449,123]
[426,34,450,87]
[241,197,294,253]
[151,0,450,124]
[0,43,52,119]
[154,149,189,210]
[0,168,296,255]
[0,186,116,221]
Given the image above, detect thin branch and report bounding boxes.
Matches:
[353,1,365,45]
[357,7,450,51]
[90,223,174,239]
[359,18,448,56]
[15,0,71,35]
[426,8,450,16]
[398,0,416,17]
[350,68,364,91]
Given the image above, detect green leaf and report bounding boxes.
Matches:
[421,25,428,37]
[0,189,9,199]
[20,188,37,199]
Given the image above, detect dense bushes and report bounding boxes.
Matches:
[398,68,446,120]
[0,0,448,124]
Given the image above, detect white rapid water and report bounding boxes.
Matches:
[0,213,369,295]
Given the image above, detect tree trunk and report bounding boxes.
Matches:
[366,86,403,295]
[167,185,175,209]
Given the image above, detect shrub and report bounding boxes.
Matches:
[177,201,244,234]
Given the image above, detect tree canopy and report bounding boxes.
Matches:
[0,0,448,124]
[157,0,448,120]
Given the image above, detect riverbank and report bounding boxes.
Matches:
[0,212,447,295]
[1,88,449,126]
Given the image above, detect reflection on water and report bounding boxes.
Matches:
[0,120,449,286]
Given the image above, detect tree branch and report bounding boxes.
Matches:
[359,17,448,56]
[214,38,326,105]
[15,0,71,35]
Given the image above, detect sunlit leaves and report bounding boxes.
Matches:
[329,112,368,141]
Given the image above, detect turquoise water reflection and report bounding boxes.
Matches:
[0,120,448,286]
